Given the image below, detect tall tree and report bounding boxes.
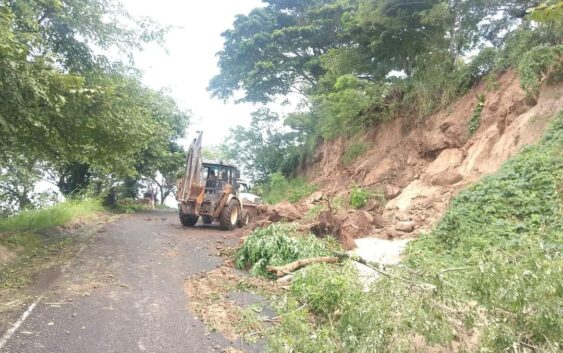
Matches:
[222,108,300,182]
[209,0,354,103]
[0,1,189,197]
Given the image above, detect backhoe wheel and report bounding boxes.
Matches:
[202,215,213,225]
[179,212,198,227]
[219,199,239,230]
[237,211,249,228]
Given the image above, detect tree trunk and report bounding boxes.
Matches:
[57,162,91,196]
[266,256,340,277]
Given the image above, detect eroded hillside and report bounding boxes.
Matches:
[292,71,562,244]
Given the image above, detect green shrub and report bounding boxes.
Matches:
[235,223,336,277]
[342,142,367,165]
[468,93,485,136]
[349,187,370,209]
[260,173,317,205]
[399,112,563,351]
[315,75,390,139]
[113,198,147,213]
[400,54,468,120]
[0,199,102,233]
[496,27,558,72]
[461,47,499,90]
[291,262,362,318]
[518,44,563,98]
[268,295,339,353]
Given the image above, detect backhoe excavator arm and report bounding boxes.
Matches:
[177,132,203,202]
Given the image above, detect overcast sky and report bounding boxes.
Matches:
[119,0,264,146]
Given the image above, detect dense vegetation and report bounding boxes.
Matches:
[213,0,562,184]
[0,0,189,216]
[235,223,337,277]
[240,113,562,352]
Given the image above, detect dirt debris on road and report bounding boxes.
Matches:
[185,266,279,343]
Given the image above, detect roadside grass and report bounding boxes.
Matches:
[113,198,148,213]
[0,199,103,234]
[0,199,105,289]
[0,233,72,288]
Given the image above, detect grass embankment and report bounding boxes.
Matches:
[0,199,103,288]
[236,113,563,352]
[0,199,102,234]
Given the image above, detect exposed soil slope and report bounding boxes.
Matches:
[296,70,562,242]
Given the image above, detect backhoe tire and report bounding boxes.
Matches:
[237,211,249,228]
[219,199,239,230]
[202,215,213,225]
[180,213,198,227]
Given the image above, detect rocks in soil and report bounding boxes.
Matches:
[429,169,463,186]
[363,158,397,186]
[425,148,464,175]
[385,229,404,239]
[268,201,301,222]
[337,210,381,250]
[303,191,324,205]
[384,185,401,200]
[394,212,412,222]
[395,221,415,233]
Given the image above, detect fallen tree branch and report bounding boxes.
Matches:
[266,256,339,277]
[267,252,437,293]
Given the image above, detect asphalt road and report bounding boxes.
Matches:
[1,210,259,353]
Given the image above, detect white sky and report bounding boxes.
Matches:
[120,0,264,146]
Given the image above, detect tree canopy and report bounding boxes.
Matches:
[214,0,561,182]
[0,0,189,214]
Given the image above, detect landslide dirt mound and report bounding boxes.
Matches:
[295,70,563,242]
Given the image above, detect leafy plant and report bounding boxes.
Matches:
[349,187,370,209]
[305,204,326,220]
[291,262,362,318]
[518,44,563,98]
[468,93,486,136]
[235,223,335,277]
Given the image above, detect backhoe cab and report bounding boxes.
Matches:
[175,133,254,230]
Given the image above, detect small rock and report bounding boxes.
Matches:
[430,169,463,186]
[395,221,415,233]
[385,230,403,239]
[384,185,401,200]
[395,212,411,222]
[371,213,385,229]
[269,201,301,222]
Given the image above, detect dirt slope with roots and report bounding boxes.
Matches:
[289,70,562,246]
